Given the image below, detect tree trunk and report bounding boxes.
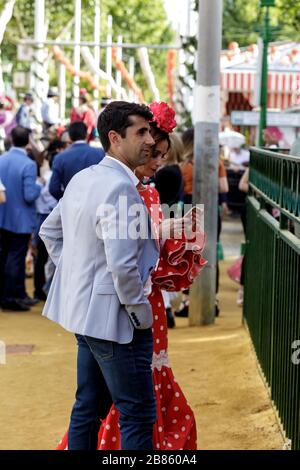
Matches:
[0,0,16,94]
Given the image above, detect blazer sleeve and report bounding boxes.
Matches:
[96,183,154,329]
[49,157,64,200]
[23,162,42,203]
[39,201,63,266]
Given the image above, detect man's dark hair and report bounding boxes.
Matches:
[67,121,87,142]
[97,101,153,152]
[11,126,30,147]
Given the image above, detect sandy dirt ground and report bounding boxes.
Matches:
[0,261,284,450]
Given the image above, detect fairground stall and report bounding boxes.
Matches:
[221,41,300,146]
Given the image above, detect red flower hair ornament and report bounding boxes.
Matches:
[149,101,177,134]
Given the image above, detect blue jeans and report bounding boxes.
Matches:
[68,329,156,450]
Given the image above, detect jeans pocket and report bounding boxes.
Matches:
[84,336,114,361]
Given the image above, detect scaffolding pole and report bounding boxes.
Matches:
[106,15,112,98]
[19,39,180,50]
[73,0,81,107]
[93,0,101,108]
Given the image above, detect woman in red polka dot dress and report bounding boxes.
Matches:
[57,102,206,451]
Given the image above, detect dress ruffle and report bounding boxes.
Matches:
[152,235,206,291]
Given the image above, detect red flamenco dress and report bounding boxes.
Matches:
[57,185,206,451]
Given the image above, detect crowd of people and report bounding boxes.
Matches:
[0,113,106,310]
[0,88,239,319]
[0,88,253,450]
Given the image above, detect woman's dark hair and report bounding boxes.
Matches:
[46,139,67,168]
[181,127,194,148]
[181,127,194,161]
[149,121,171,151]
[79,96,88,104]
[97,101,153,152]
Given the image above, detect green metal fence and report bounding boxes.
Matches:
[244,147,300,450]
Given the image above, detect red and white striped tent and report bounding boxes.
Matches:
[221,41,300,112]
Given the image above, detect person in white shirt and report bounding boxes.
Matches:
[229,146,250,170]
[41,89,60,132]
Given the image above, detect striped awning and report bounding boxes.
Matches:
[221,71,255,92]
[221,70,300,93]
[221,70,300,109]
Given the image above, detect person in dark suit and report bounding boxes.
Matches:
[0,127,43,311]
[49,121,105,200]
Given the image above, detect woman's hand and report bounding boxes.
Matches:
[180,206,204,240]
[159,206,204,241]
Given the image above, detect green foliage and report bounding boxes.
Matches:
[275,0,300,41]
[0,0,174,102]
[104,0,174,101]
[222,0,261,48]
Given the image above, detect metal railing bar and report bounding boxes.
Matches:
[250,147,300,164]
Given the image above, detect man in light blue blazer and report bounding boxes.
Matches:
[0,126,42,311]
[40,101,159,450]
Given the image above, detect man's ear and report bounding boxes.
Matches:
[108,130,121,147]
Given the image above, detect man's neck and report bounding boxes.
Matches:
[134,168,143,181]
[107,152,135,172]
